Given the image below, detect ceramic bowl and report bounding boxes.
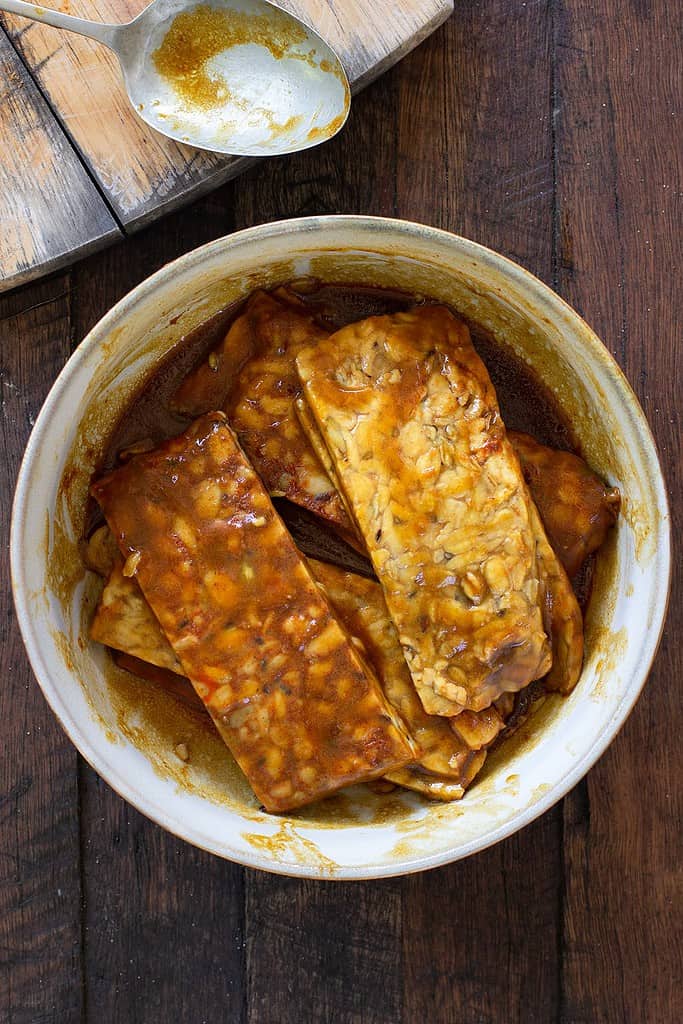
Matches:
[11,216,670,878]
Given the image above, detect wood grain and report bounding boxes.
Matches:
[0,276,84,1024]
[0,0,236,227]
[284,0,453,88]
[397,7,563,1021]
[0,31,119,292]
[403,818,563,1023]
[0,0,680,1020]
[79,782,246,1024]
[394,0,555,280]
[246,876,404,1023]
[554,0,681,1019]
[0,0,452,231]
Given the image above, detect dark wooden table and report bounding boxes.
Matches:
[1,2,680,1021]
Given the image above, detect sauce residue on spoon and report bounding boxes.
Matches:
[152,4,307,110]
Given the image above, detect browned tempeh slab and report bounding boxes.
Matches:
[297,305,552,716]
[91,412,415,812]
[309,560,493,799]
[0,33,119,292]
[527,498,583,694]
[91,551,492,799]
[81,524,120,578]
[173,289,357,539]
[91,560,183,675]
[510,431,620,578]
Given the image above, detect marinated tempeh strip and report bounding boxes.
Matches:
[297,305,552,716]
[295,395,356,526]
[91,551,492,797]
[449,707,505,751]
[171,290,288,417]
[388,758,488,801]
[510,431,620,578]
[91,412,416,813]
[297,401,584,704]
[310,559,497,797]
[527,497,584,694]
[91,559,184,675]
[81,523,120,577]
[172,289,357,540]
[296,407,581,704]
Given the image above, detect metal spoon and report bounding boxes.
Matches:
[1,0,350,156]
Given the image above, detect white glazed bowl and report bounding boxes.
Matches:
[11,217,670,878]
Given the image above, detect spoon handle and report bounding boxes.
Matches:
[0,0,120,49]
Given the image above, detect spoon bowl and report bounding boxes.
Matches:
[1,0,350,156]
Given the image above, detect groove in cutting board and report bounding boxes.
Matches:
[0,1,452,294]
[0,31,120,291]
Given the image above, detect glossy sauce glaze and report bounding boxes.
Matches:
[92,412,415,812]
[93,282,584,585]
[99,284,577,467]
[89,283,594,794]
[295,303,555,715]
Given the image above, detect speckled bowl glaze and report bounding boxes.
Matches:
[11,217,670,878]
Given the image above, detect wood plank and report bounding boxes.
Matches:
[284,0,453,88]
[403,819,562,1022]
[0,276,84,1024]
[394,4,554,282]
[246,875,404,1024]
[554,0,681,1020]
[0,1,230,228]
[0,31,119,295]
[79,784,246,1024]
[67,203,247,1024]
[396,7,563,1021]
[1,0,452,233]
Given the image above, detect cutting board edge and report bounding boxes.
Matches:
[0,227,122,296]
[119,0,455,234]
[351,0,454,92]
[1,0,455,288]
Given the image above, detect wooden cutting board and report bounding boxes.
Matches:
[0,0,452,294]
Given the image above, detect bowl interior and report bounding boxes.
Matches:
[11,218,670,878]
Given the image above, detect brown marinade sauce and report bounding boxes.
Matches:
[98,283,577,466]
[88,282,597,801]
[90,282,590,606]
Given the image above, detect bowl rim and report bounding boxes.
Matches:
[10,214,672,879]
